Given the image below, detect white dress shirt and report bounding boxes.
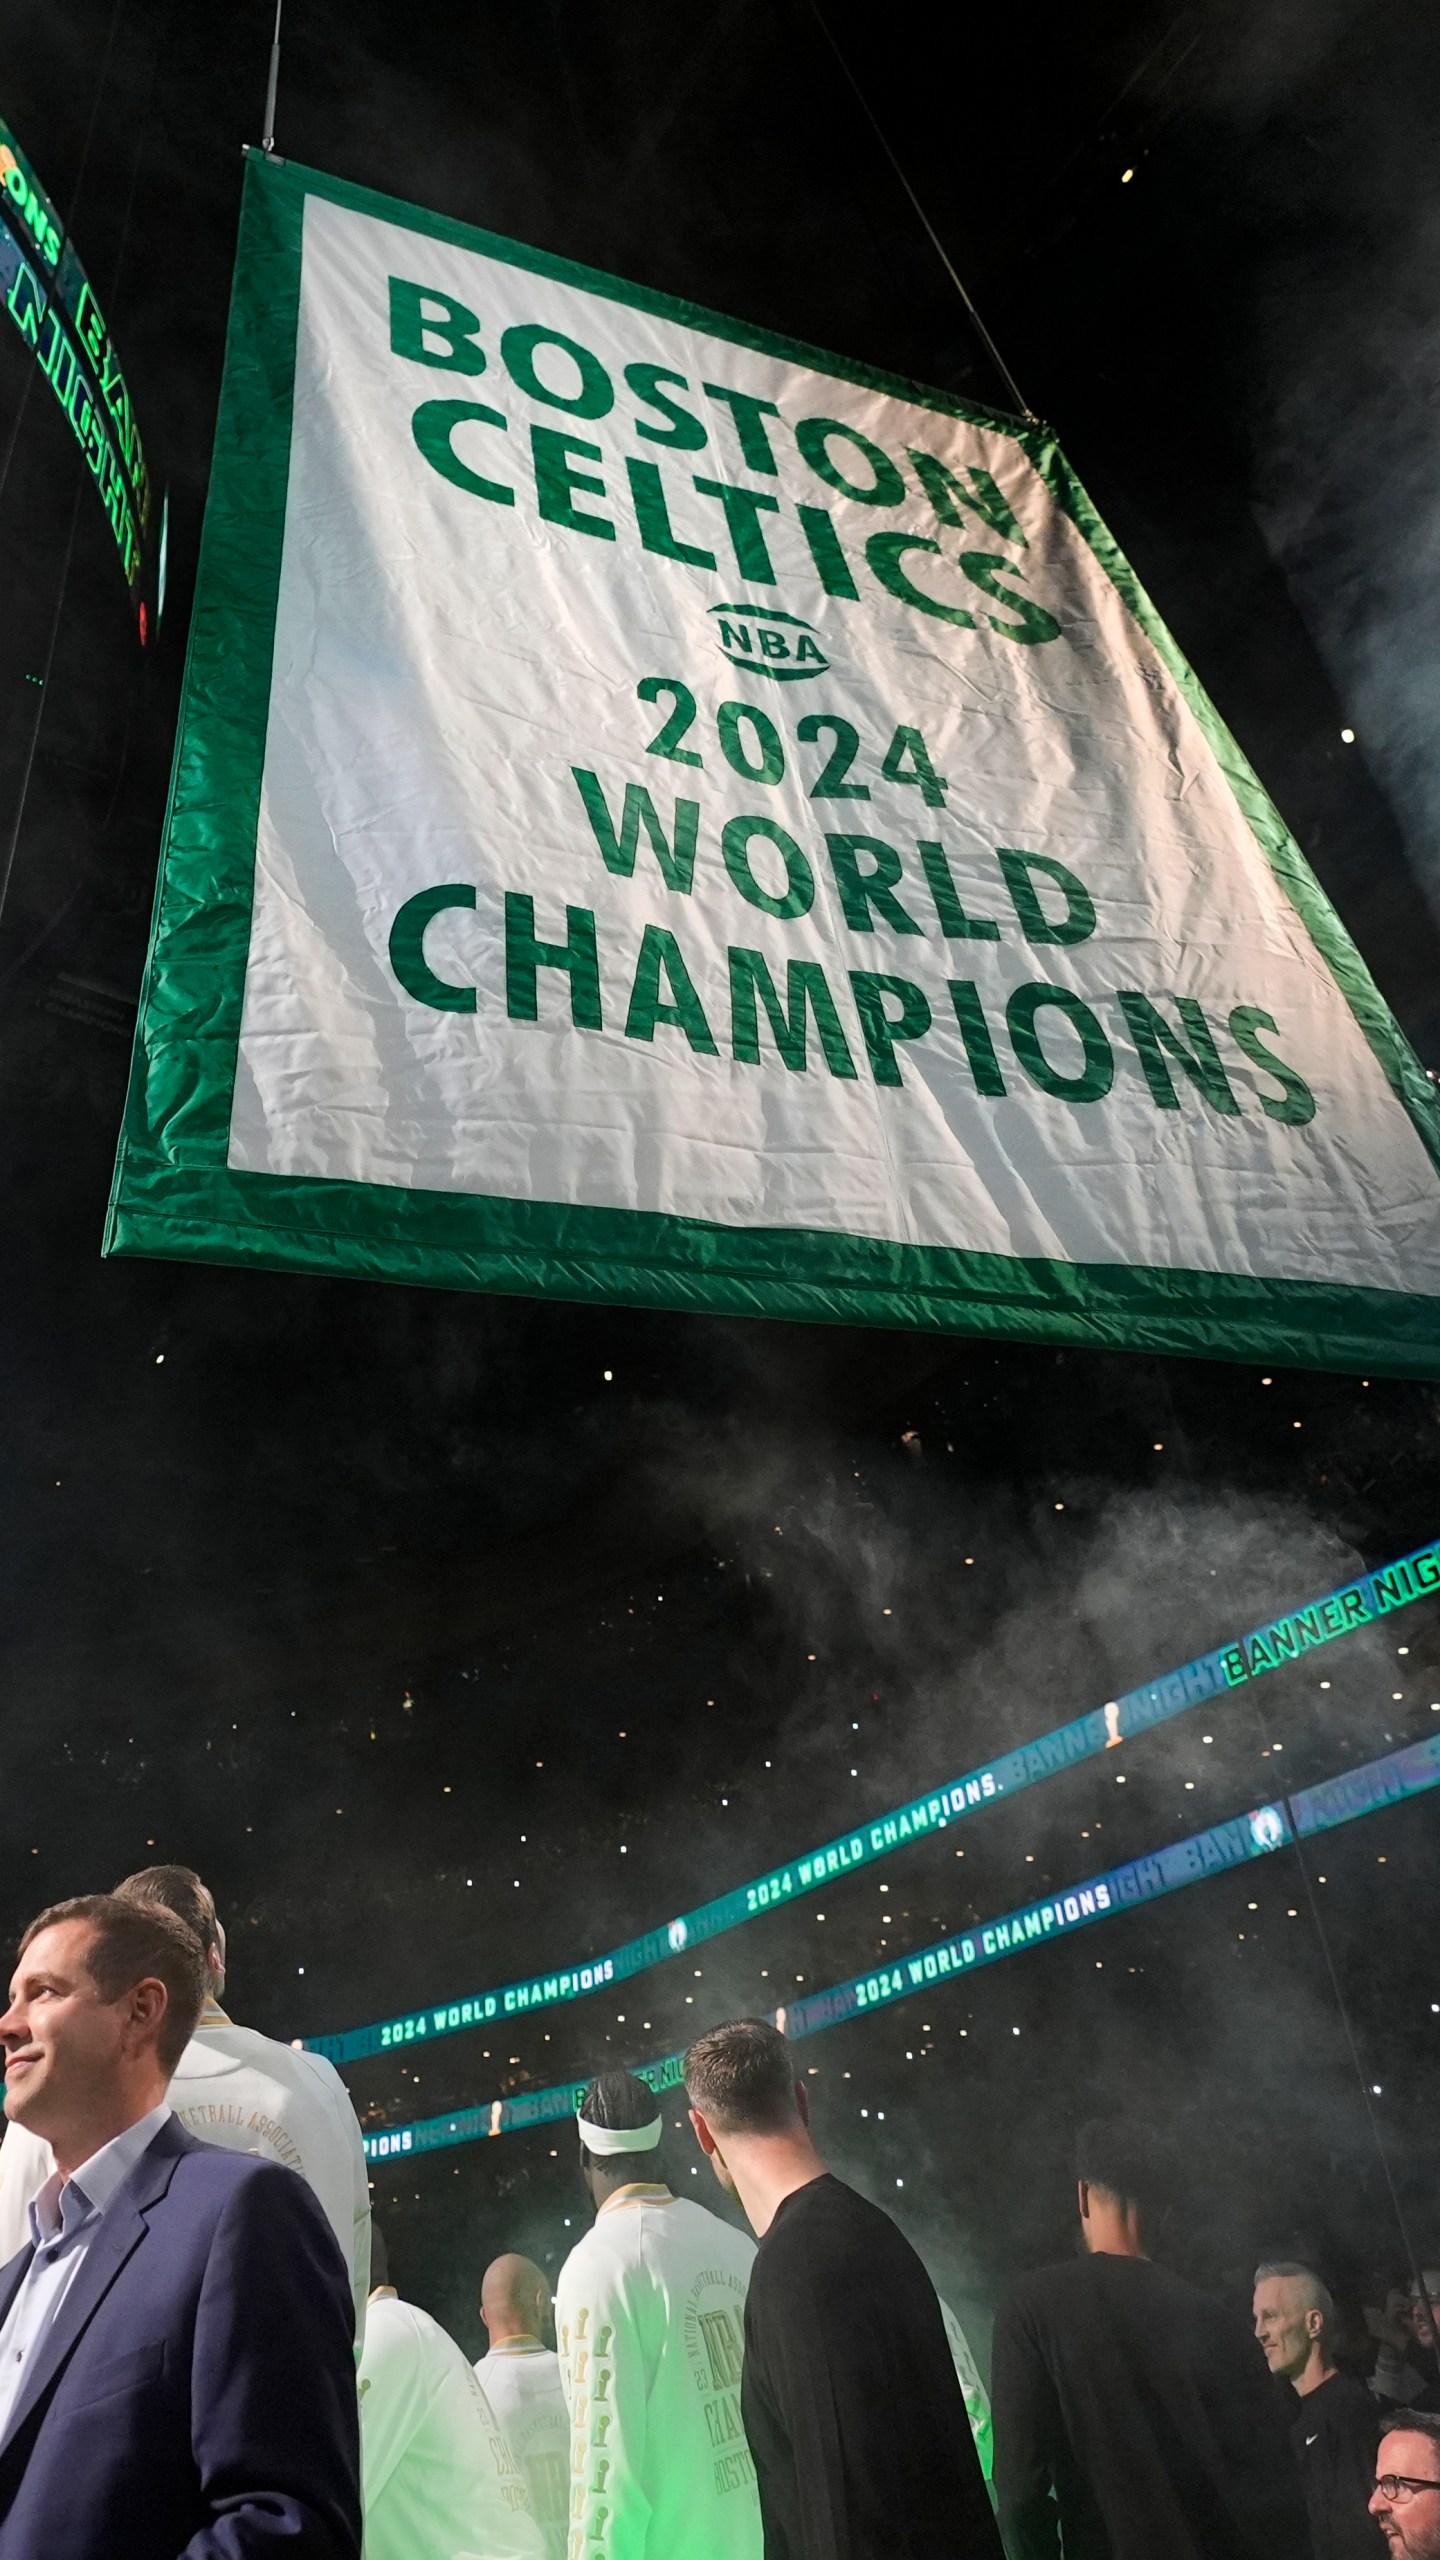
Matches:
[0,2102,171,2443]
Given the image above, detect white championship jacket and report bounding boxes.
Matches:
[0,2002,372,2343]
[556,2185,761,2560]
[360,2291,543,2560]
[939,2295,995,2483]
[478,2340,570,2560]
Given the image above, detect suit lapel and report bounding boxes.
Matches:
[0,2119,191,2457]
[0,2249,31,2333]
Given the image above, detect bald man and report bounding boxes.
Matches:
[360,2225,541,2560]
[477,2254,568,2560]
[1255,2261,1384,2559]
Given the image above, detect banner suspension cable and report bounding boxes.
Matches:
[807,0,1037,423]
[261,0,285,157]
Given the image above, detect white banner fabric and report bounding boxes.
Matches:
[106,157,1440,1373]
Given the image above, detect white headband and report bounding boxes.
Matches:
[577,2112,663,2156]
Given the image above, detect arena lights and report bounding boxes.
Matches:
[0,112,154,623]
[360,1732,1440,2162]
[311,1534,1440,2067]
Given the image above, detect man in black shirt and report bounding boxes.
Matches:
[1255,2260,1384,2559]
[683,2018,1000,2560]
[991,2117,1310,2560]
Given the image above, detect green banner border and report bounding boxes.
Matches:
[105,154,1440,1377]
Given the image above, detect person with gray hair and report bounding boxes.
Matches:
[1255,2260,1385,2559]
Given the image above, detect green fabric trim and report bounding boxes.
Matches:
[104,153,1440,1380]
[106,1168,1440,1376]
[107,151,302,1220]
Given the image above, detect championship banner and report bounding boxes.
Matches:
[106,154,1440,1370]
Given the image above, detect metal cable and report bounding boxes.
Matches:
[805,0,1037,422]
[261,0,285,156]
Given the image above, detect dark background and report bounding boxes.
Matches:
[0,0,1436,2355]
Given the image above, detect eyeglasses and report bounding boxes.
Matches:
[1375,2476,1440,2504]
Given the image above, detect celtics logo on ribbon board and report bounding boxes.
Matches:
[106,153,1440,1370]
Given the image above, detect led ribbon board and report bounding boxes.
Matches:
[109,152,1440,1372]
[0,113,152,615]
[363,1731,1440,2161]
[310,1533,1440,2066]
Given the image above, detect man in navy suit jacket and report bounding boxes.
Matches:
[0,1891,361,2557]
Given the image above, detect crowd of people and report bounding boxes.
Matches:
[0,1865,1435,2557]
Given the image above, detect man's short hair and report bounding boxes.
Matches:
[684,2019,801,2135]
[1380,2409,1440,2454]
[1075,2117,1173,2221]
[577,2069,661,2156]
[115,1864,221,1961]
[1254,2261,1335,2323]
[20,1894,207,2071]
